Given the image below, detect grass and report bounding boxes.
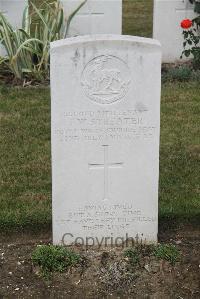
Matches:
[0,87,51,231]
[32,245,80,278]
[153,244,180,265]
[160,81,200,221]
[0,82,199,231]
[123,0,153,37]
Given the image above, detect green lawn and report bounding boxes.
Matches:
[0,88,51,231]
[160,82,200,222]
[0,82,199,231]
[123,0,153,37]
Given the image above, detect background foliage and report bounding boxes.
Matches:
[0,0,86,81]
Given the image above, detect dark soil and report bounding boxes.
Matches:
[0,225,199,299]
[0,65,49,87]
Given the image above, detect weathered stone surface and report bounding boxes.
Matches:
[51,35,161,246]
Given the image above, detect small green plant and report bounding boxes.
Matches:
[124,248,140,265]
[32,244,81,278]
[153,244,180,265]
[162,66,193,82]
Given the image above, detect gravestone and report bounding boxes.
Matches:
[51,35,161,246]
[153,0,196,62]
[0,0,27,56]
[61,0,122,35]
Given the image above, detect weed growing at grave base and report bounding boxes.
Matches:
[124,248,140,265]
[124,244,180,267]
[32,245,81,278]
[153,244,180,265]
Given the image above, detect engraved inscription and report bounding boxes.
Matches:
[56,204,157,232]
[89,145,124,201]
[81,55,131,104]
[54,109,156,142]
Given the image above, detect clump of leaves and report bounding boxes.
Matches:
[0,0,87,81]
[124,247,140,265]
[32,244,81,278]
[189,0,200,14]
[153,244,180,265]
[162,66,193,82]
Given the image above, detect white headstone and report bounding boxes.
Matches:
[51,35,161,246]
[0,0,27,56]
[61,0,122,35]
[153,0,196,62]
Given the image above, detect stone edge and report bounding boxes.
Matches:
[50,35,161,51]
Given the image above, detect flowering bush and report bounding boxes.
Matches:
[181,8,200,69]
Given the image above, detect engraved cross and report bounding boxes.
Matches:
[88,145,124,201]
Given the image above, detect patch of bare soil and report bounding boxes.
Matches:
[0,65,49,87]
[0,225,199,299]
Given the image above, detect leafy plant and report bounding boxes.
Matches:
[162,65,193,82]
[32,244,81,278]
[189,0,200,13]
[153,244,180,265]
[124,247,140,265]
[0,6,39,80]
[0,0,87,81]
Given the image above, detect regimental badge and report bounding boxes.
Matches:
[81,55,131,105]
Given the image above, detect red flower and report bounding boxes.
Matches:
[181,19,192,29]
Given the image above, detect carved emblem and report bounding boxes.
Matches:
[81,55,131,104]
